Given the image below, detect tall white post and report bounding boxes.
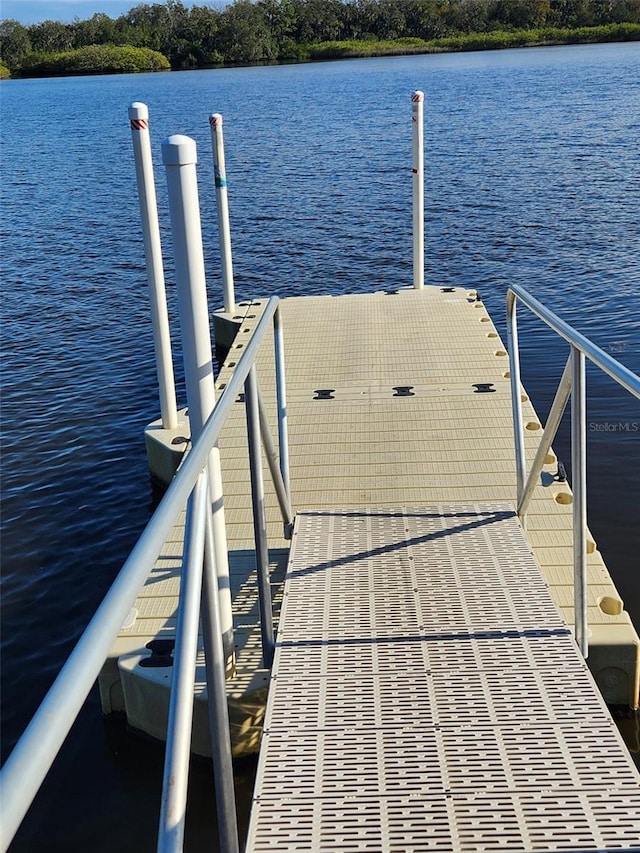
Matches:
[209,114,236,314]
[412,90,425,291]
[571,345,588,658]
[129,102,179,430]
[161,135,235,667]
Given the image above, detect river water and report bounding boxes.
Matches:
[1,43,639,851]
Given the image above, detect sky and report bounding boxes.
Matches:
[1,0,223,25]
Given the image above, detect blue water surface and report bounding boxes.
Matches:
[1,43,639,851]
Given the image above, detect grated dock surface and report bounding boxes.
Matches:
[247,505,640,852]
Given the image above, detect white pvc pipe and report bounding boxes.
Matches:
[209,114,236,314]
[411,90,425,291]
[162,135,234,661]
[129,102,179,430]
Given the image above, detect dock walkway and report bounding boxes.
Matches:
[247,505,640,850]
[216,285,639,706]
[102,285,640,842]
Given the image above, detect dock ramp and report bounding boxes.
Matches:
[247,505,640,851]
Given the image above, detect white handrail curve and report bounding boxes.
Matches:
[506,283,640,658]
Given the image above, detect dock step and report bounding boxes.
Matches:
[247,504,640,852]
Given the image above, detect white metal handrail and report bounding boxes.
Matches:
[506,283,640,658]
[0,294,290,853]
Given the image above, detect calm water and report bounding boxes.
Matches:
[1,43,639,851]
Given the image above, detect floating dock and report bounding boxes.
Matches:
[97,284,640,848]
[248,505,640,850]
[5,100,639,853]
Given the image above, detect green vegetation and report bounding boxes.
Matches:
[0,59,10,78]
[308,22,640,59]
[1,0,639,78]
[17,44,170,76]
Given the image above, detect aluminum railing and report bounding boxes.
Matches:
[506,283,640,658]
[0,294,291,853]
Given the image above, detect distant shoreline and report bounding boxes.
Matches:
[2,22,639,80]
[302,24,640,63]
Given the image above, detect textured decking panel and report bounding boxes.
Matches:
[246,506,640,852]
[111,286,638,716]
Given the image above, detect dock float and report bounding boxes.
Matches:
[104,286,640,755]
[95,283,640,850]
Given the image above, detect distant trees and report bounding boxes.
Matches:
[17,44,170,76]
[28,18,75,53]
[1,0,639,76]
[216,1,277,63]
[0,19,31,67]
[72,13,118,48]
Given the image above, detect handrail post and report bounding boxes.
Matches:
[209,113,236,314]
[202,496,240,853]
[162,135,235,669]
[274,306,290,499]
[508,281,640,655]
[506,292,526,510]
[571,345,588,657]
[245,365,275,668]
[412,90,425,290]
[157,474,208,853]
[129,102,178,430]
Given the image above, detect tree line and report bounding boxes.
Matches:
[2,0,640,74]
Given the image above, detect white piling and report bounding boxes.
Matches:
[161,135,235,665]
[129,102,179,430]
[209,114,236,314]
[411,90,425,291]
